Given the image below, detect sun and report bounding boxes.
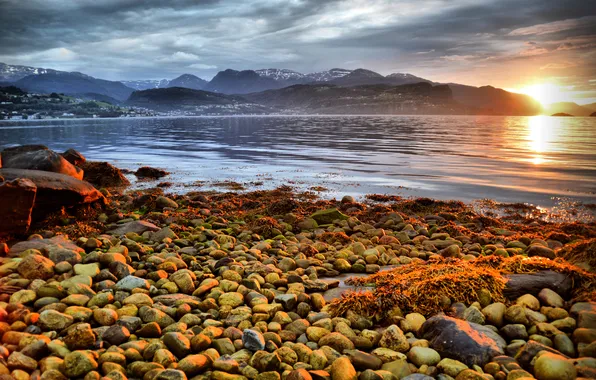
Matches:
[517,83,567,106]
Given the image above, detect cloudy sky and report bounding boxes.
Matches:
[0,0,595,103]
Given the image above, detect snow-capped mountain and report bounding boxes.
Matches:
[123,75,207,91]
[305,68,352,82]
[121,79,169,91]
[0,62,64,82]
[255,69,305,81]
[387,72,433,85]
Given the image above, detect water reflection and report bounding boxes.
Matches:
[527,116,555,165]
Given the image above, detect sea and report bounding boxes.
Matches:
[1,115,595,219]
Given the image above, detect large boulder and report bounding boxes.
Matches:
[0,178,37,235]
[80,161,130,188]
[0,169,105,220]
[419,315,506,367]
[2,145,83,180]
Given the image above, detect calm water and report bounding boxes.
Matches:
[1,115,595,210]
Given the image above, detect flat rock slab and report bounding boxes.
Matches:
[108,220,160,235]
[152,294,201,306]
[9,235,85,257]
[420,315,506,367]
[503,270,573,299]
[0,169,105,219]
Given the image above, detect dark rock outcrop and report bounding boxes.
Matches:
[1,145,83,180]
[0,168,105,221]
[503,270,573,300]
[135,166,168,179]
[419,315,506,367]
[0,178,37,235]
[81,161,130,188]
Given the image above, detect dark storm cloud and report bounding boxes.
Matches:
[0,0,594,101]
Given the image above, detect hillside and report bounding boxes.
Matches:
[126,87,268,114]
[166,74,207,90]
[449,84,542,115]
[204,69,280,94]
[244,82,460,114]
[15,72,134,101]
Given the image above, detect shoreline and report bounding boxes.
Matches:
[0,146,595,380]
[3,114,596,123]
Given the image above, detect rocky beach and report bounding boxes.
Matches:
[0,145,595,380]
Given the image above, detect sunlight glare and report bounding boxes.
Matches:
[519,83,567,106]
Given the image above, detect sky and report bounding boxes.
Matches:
[0,0,595,104]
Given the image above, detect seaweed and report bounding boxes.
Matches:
[328,256,596,319]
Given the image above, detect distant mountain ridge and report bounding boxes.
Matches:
[543,102,596,116]
[244,82,458,114]
[14,72,134,101]
[0,61,549,115]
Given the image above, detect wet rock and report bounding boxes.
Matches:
[102,325,130,345]
[420,315,506,367]
[243,329,266,351]
[63,350,99,377]
[407,346,441,367]
[514,340,568,369]
[156,196,178,209]
[17,253,55,280]
[0,178,36,235]
[381,359,411,379]
[379,325,410,353]
[163,332,191,358]
[311,208,349,225]
[64,323,96,350]
[319,332,355,353]
[345,350,383,370]
[331,357,357,380]
[135,166,168,179]
[38,310,74,330]
[178,354,210,376]
[437,358,468,378]
[533,352,576,380]
[527,245,556,259]
[80,161,130,188]
[482,302,506,327]
[538,288,564,308]
[114,276,150,291]
[0,168,105,220]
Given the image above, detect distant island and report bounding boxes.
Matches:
[1,62,595,119]
[551,113,573,117]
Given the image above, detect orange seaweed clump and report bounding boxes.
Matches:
[556,238,596,272]
[328,255,596,319]
[329,257,506,318]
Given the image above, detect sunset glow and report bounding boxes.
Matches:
[517,83,571,106]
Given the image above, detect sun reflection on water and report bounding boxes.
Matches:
[526,116,563,165]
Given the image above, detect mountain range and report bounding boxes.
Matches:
[4,61,588,116]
